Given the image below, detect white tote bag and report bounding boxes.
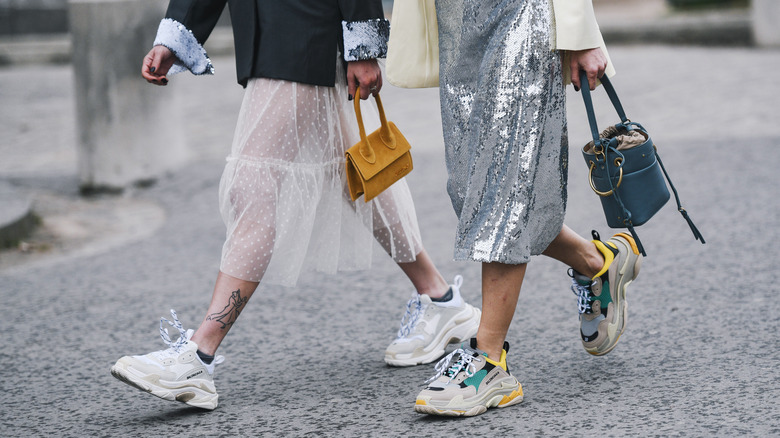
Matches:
[386,0,439,88]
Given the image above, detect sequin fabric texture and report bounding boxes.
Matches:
[218,59,422,286]
[153,18,214,76]
[437,0,568,264]
[342,19,391,61]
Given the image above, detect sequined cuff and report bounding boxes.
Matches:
[342,19,390,61]
[153,18,214,76]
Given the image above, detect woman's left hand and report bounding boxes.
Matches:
[346,59,382,100]
[567,47,607,91]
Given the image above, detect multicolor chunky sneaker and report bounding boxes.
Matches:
[110,310,225,410]
[414,338,523,417]
[570,231,643,356]
[385,275,481,367]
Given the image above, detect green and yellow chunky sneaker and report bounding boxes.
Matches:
[570,231,643,356]
[414,338,523,417]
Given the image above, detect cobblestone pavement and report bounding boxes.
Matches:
[1,45,779,436]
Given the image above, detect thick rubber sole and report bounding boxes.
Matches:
[385,306,481,367]
[585,233,643,356]
[110,363,219,410]
[414,380,524,417]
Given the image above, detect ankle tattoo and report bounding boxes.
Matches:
[207,288,248,330]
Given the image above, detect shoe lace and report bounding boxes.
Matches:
[158,309,189,354]
[395,292,425,339]
[424,348,477,384]
[569,269,594,314]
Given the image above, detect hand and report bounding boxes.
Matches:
[141,45,176,86]
[346,59,382,100]
[567,47,607,91]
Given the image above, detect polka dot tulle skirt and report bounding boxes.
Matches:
[218,65,422,286]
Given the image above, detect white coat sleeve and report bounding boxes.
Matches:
[550,0,615,85]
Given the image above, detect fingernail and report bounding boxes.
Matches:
[574,85,580,92]
[161,78,168,84]
[348,94,353,101]
[150,66,156,73]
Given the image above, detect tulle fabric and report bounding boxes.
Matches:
[218,62,422,286]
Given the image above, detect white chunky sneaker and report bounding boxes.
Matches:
[385,275,481,367]
[110,310,225,410]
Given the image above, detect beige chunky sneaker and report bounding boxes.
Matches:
[110,310,224,410]
[415,338,524,417]
[571,231,643,356]
[385,275,481,367]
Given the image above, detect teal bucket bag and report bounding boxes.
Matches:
[579,71,704,255]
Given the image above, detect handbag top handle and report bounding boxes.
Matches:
[353,88,396,164]
[579,71,706,252]
[579,71,629,146]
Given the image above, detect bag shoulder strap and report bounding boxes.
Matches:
[579,71,629,144]
[578,71,704,254]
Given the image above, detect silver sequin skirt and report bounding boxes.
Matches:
[437,0,567,264]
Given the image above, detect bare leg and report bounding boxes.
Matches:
[370,185,448,299]
[190,271,260,356]
[396,249,449,298]
[541,225,604,278]
[477,262,527,361]
[198,173,275,356]
[472,226,609,361]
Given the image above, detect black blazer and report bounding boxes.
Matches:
[165,0,387,87]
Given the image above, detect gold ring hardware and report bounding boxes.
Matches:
[613,157,623,167]
[588,161,623,197]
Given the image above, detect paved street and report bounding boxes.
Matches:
[1,44,779,436]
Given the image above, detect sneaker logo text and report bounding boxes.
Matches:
[187,370,203,379]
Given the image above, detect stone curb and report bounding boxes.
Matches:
[0,28,235,66]
[0,11,754,67]
[601,10,752,46]
[0,182,37,249]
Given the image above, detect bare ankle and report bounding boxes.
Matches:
[582,242,606,278]
[475,337,503,362]
[417,277,449,299]
[190,331,218,356]
[485,350,503,362]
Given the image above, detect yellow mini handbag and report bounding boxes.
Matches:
[345,89,413,202]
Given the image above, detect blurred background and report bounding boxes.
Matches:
[1,0,772,251]
[0,1,778,435]
[0,0,763,63]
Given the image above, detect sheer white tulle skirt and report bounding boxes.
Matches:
[218,63,422,286]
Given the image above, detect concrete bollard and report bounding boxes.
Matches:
[753,0,780,48]
[69,0,187,193]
